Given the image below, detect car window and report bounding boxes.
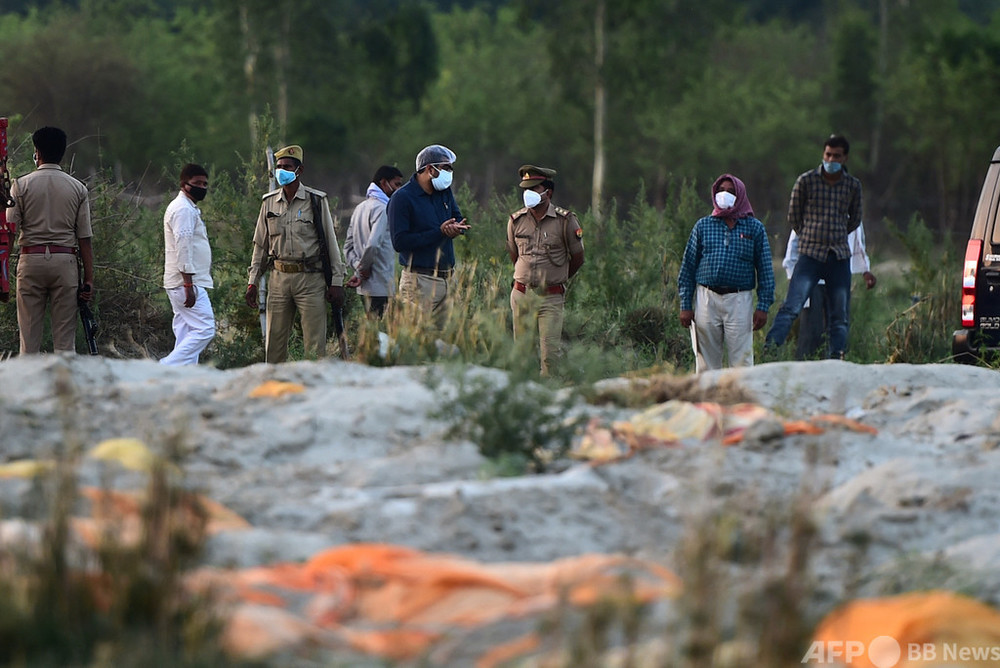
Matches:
[989,174,1000,248]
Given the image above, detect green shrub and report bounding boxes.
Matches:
[429,366,583,474]
[882,215,960,363]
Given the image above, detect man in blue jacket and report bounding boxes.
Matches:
[387,144,469,330]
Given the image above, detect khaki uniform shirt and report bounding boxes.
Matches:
[506,203,584,286]
[7,164,92,246]
[247,184,344,287]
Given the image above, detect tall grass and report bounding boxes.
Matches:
[0,368,246,667]
[0,126,970,373]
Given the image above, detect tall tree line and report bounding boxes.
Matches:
[1,0,1000,236]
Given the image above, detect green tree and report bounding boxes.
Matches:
[830,6,879,165]
[388,6,575,200]
[883,0,1000,230]
[0,9,140,171]
[638,21,825,218]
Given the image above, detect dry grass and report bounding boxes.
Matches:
[0,367,244,667]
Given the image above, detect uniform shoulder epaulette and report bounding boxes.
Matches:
[555,206,574,218]
[304,185,328,198]
[262,187,281,200]
[512,206,530,217]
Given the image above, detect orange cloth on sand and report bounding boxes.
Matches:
[811,591,1000,667]
[187,542,681,664]
[572,401,877,462]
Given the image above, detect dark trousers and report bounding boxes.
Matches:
[766,252,851,358]
[365,295,388,319]
[795,283,829,360]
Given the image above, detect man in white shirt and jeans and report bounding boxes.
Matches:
[782,222,876,359]
[161,163,215,365]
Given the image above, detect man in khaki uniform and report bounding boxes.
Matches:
[6,126,94,354]
[506,165,584,375]
[245,144,345,363]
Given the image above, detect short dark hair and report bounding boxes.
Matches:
[372,165,403,184]
[32,126,67,164]
[825,134,850,154]
[180,163,208,186]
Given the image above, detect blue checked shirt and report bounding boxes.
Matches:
[788,166,862,261]
[677,215,775,312]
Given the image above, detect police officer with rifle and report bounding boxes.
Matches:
[245,144,347,363]
[4,125,96,355]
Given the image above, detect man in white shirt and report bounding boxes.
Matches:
[782,222,876,359]
[344,165,403,318]
[160,163,215,365]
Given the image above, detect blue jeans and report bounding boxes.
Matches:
[766,252,851,357]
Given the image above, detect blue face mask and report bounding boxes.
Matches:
[823,161,843,174]
[276,168,298,186]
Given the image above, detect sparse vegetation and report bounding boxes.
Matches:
[0,150,969,375]
[0,2,995,666]
[0,368,249,667]
[429,365,583,474]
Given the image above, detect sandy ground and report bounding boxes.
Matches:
[1,355,999,663]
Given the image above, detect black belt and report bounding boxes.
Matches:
[701,285,745,295]
[408,266,453,278]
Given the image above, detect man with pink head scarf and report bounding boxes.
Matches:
[677,174,775,372]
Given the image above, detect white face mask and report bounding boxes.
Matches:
[523,189,543,208]
[431,166,453,191]
[715,191,736,209]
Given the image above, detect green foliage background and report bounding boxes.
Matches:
[0,0,986,371]
[2,0,1000,227]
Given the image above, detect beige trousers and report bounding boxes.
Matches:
[398,270,450,331]
[510,288,565,375]
[16,253,79,354]
[692,285,754,372]
[265,271,327,363]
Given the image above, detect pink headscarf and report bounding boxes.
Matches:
[711,173,755,219]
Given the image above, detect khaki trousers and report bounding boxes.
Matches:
[398,270,450,331]
[510,288,565,375]
[265,271,327,363]
[16,253,79,354]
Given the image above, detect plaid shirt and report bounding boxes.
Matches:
[788,166,862,261]
[677,215,775,312]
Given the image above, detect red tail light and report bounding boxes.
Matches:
[962,239,983,327]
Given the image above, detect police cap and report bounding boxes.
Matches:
[518,164,557,188]
[274,145,304,163]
